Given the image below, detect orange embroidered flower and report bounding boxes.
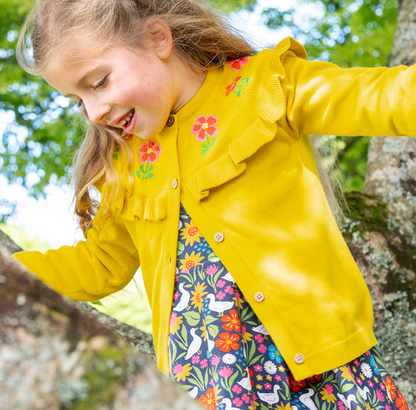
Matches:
[385,376,397,400]
[138,140,161,163]
[198,388,217,410]
[192,115,218,141]
[227,56,249,70]
[216,332,240,352]
[395,391,409,410]
[221,309,241,332]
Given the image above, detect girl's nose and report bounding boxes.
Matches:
[84,100,110,124]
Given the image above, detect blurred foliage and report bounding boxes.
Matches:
[0,222,51,252]
[89,278,153,334]
[0,0,399,201]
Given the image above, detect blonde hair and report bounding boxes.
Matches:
[17,0,257,235]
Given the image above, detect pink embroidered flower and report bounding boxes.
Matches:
[254,365,263,372]
[192,355,200,364]
[219,366,233,377]
[258,344,267,353]
[206,265,219,276]
[264,383,272,390]
[337,401,345,410]
[254,334,264,343]
[380,382,386,391]
[242,394,250,403]
[191,115,218,141]
[275,375,282,382]
[232,384,242,394]
[356,377,362,386]
[217,279,226,288]
[233,397,243,407]
[368,380,374,388]
[200,359,208,369]
[170,313,178,326]
[376,390,385,402]
[354,359,360,366]
[173,291,179,300]
[211,355,221,365]
[227,56,249,70]
[209,378,214,386]
[173,363,183,374]
[365,350,371,355]
[175,275,179,282]
[385,406,392,410]
[138,140,161,163]
[225,285,234,295]
[216,291,226,300]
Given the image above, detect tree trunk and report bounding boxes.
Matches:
[0,233,202,409]
[343,0,416,404]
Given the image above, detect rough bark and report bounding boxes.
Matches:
[0,249,202,409]
[341,0,416,404]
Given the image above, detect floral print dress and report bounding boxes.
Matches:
[169,204,409,410]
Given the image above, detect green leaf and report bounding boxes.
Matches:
[145,173,154,179]
[236,89,242,97]
[201,142,208,148]
[208,252,218,261]
[140,164,145,173]
[208,324,219,338]
[177,241,185,256]
[183,311,201,327]
[205,315,217,325]
[135,170,140,178]
[90,300,103,306]
[211,138,216,144]
[148,164,154,172]
[261,404,269,410]
[181,322,188,346]
[112,154,118,160]
[201,149,209,155]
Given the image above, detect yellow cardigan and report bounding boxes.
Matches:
[13,37,416,381]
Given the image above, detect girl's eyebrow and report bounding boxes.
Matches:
[63,66,101,98]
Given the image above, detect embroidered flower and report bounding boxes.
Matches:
[192,355,200,364]
[320,384,336,403]
[264,382,272,390]
[216,332,240,352]
[254,334,263,343]
[258,344,267,353]
[222,353,236,365]
[254,364,262,372]
[221,309,241,332]
[226,76,250,97]
[288,374,306,392]
[306,374,322,383]
[268,345,283,363]
[233,397,243,407]
[264,361,277,375]
[205,265,219,276]
[180,220,201,246]
[190,282,208,313]
[136,140,161,180]
[198,388,217,410]
[200,359,209,369]
[173,363,192,382]
[191,115,219,155]
[361,363,373,378]
[384,376,397,400]
[169,313,183,334]
[227,56,249,70]
[339,365,355,382]
[242,325,253,342]
[179,251,204,272]
[395,391,409,410]
[218,366,233,377]
[216,279,226,288]
[216,291,226,300]
[211,355,221,365]
[232,384,242,394]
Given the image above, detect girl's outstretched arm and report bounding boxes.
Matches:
[282,43,416,137]
[11,206,140,302]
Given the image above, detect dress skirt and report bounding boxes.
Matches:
[168,205,409,410]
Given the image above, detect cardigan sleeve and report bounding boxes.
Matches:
[280,43,416,137]
[12,204,140,302]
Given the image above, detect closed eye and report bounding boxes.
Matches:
[93,76,108,91]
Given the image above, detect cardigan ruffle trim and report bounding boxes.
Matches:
[187,37,308,203]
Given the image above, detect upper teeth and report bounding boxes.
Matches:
[119,110,134,126]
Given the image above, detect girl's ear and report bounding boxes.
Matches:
[145,18,173,60]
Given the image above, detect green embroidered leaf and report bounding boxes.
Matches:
[241,78,246,85]
[201,149,209,155]
[145,173,154,179]
[112,154,118,160]
[90,301,103,306]
[236,89,242,97]
[261,404,269,410]
[135,170,140,178]
[229,371,239,388]
[181,322,188,345]
[205,315,216,325]
[248,339,256,362]
[208,324,219,339]
[177,241,185,256]
[201,142,208,148]
[193,366,204,388]
[140,164,145,173]
[183,311,201,327]
[248,354,262,366]
[149,164,154,172]
[246,77,250,85]
[114,147,120,153]
[211,137,216,144]
[176,351,186,361]
[176,340,187,351]
[204,366,209,388]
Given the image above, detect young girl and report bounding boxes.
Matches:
[14,0,412,408]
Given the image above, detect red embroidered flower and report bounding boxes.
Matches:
[138,140,161,163]
[226,76,242,97]
[306,374,322,383]
[124,134,133,141]
[221,309,241,332]
[227,56,249,70]
[288,374,307,392]
[395,391,409,410]
[198,388,217,410]
[191,115,218,141]
[216,332,240,352]
[385,376,397,400]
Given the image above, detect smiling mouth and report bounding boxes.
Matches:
[120,109,134,127]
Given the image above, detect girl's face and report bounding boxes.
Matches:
[43,27,206,140]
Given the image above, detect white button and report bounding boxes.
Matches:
[214,232,224,242]
[172,179,178,189]
[254,292,264,302]
[294,354,305,364]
